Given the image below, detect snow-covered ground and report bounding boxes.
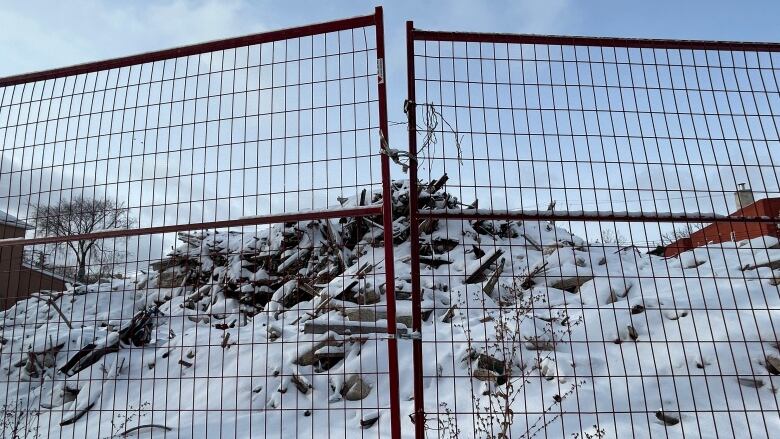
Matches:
[2,184,779,438]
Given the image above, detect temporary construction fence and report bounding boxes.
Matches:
[405,22,780,439]
[2,7,780,439]
[0,8,402,439]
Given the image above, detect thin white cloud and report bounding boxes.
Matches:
[412,0,575,33]
[511,0,577,33]
[0,0,263,76]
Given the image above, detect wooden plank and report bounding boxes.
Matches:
[465,249,504,284]
[303,320,405,336]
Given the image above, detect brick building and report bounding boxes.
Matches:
[0,211,69,310]
[664,186,780,257]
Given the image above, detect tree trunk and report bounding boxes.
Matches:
[77,251,88,283]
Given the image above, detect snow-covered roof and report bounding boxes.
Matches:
[20,261,74,283]
[0,210,33,230]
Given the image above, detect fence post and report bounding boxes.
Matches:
[406,20,427,439]
[375,7,402,439]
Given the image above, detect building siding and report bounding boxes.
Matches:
[664,198,780,257]
[0,223,68,310]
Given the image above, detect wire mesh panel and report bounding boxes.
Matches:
[406,25,780,439]
[0,22,382,228]
[0,9,401,438]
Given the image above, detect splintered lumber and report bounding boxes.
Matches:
[523,336,555,351]
[184,284,212,308]
[331,280,359,300]
[441,304,458,323]
[353,263,374,279]
[291,373,313,394]
[522,233,543,251]
[655,411,680,426]
[361,411,380,429]
[119,307,158,346]
[295,336,343,366]
[426,174,449,194]
[341,374,371,400]
[344,307,388,322]
[297,281,319,298]
[278,249,311,274]
[465,249,505,284]
[60,343,120,376]
[520,261,549,290]
[419,218,438,234]
[177,231,206,246]
[31,295,72,329]
[60,308,157,376]
[742,250,780,270]
[482,257,505,295]
[471,219,498,236]
[121,425,173,436]
[313,344,346,361]
[25,352,41,378]
[303,320,407,336]
[420,238,459,256]
[342,305,414,328]
[766,355,780,375]
[548,274,594,292]
[418,256,453,268]
[737,377,764,388]
[60,332,120,376]
[60,400,97,426]
[61,358,124,426]
[291,295,337,325]
[323,219,347,272]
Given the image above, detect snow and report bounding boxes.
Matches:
[1,185,779,438]
[425,207,730,220]
[0,209,33,230]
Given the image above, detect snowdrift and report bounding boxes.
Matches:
[2,182,779,438]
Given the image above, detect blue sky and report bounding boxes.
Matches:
[3,1,780,75]
[2,0,780,126]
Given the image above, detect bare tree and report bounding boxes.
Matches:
[32,196,134,282]
[660,223,705,245]
[594,226,628,246]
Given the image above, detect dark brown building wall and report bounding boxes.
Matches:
[0,223,27,310]
[0,223,26,239]
[0,224,67,310]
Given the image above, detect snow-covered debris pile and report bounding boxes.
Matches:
[1,179,779,438]
[138,180,441,321]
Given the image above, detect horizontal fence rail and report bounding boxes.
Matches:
[410,30,780,52]
[406,22,780,439]
[0,8,401,439]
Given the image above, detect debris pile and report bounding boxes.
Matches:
[1,177,779,438]
[140,180,461,321]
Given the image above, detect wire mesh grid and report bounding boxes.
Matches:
[0,10,401,439]
[406,26,780,438]
[0,25,381,227]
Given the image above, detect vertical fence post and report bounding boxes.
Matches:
[406,20,426,439]
[375,7,402,439]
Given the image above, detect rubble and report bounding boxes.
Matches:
[3,177,779,437]
[341,375,371,401]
